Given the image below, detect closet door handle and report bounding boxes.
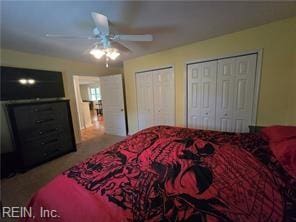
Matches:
[120,109,124,112]
[224,113,228,116]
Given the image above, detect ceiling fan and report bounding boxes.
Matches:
[46,12,153,67]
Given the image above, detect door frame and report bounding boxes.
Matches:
[73,75,84,131]
[73,75,100,131]
[184,49,263,128]
[135,65,175,133]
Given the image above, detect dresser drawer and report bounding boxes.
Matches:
[21,138,60,167]
[18,124,62,142]
[49,102,70,123]
[12,104,63,130]
[43,136,73,159]
[21,133,73,167]
[30,128,61,141]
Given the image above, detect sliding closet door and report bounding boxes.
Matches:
[232,54,257,132]
[153,68,175,126]
[216,58,236,132]
[136,72,154,130]
[187,61,217,130]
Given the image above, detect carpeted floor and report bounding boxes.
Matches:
[1,133,125,209]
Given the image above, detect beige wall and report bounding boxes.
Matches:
[1,49,122,143]
[124,17,296,134]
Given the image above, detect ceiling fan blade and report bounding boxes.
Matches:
[110,40,131,53]
[46,34,95,40]
[112,34,153,42]
[91,12,109,35]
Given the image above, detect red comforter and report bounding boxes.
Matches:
[23,126,296,221]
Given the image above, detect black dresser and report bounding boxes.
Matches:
[7,99,76,170]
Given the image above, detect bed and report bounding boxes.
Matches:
[23,125,296,222]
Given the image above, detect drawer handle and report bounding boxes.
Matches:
[35,118,55,124]
[34,108,53,112]
[44,149,59,157]
[39,128,58,135]
[41,138,58,145]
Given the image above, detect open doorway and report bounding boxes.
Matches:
[73,74,127,142]
[73,76,104,142]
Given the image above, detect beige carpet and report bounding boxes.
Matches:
[1,133,124,209]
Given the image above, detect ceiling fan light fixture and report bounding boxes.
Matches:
[90,48,105,59]
[106,49,120,60]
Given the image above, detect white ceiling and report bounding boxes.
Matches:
[1,1,296,67]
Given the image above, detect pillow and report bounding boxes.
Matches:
[269,138,296,178]
[261,125,296,143]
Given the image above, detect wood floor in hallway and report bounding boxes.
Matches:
[80,110,104,142]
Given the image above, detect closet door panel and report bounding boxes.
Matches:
[153,68,174,126]
[187,63,202,128]
[216,58,235,132]
[201,61,217,130]
[136,72,154,130]
[187,61,217,130]
[232,54,257,132]
[153,70,162,125]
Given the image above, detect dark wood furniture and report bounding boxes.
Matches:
[6,99,76,170]
[1,152,17,178]
[98,100,103,116]
[249,125,265,133]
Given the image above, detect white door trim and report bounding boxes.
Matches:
[73,75,101,130]
[135,65,175,133]
[184,49,263,128]
[73,75,84,130]
[252,49,263,126]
